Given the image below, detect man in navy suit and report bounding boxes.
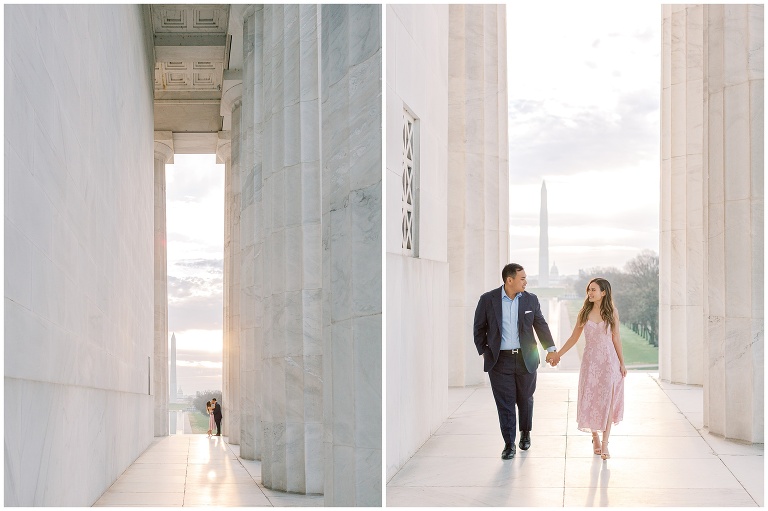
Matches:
[211,398,223,436]
[474,263,558,459]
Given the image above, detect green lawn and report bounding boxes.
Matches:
[619,326,659,368]
[562,299,657,369]
[188,412,211,434]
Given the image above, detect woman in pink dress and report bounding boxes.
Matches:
[206,401,215,437]
[550,278,626,460]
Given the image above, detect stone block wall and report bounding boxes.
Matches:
[385,4,450,482]
[4,5,156,505]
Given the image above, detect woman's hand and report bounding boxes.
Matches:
[620,364,627,377]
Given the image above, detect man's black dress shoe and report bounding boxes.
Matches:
[519,431,531,450]
[501,443,516,459]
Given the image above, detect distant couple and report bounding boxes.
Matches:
[474,263,626,461]
[206,398,222,438]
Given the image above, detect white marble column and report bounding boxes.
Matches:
[153,132,173,437]
[221,79,243,444]
[659,5,706,386]
[259,4,324,494]
[447,4,510,387]
[217,130,235,440]
[321,5,382,506]
[661,4,763,443]
[239,5,264,461]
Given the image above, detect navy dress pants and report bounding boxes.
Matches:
[488,350,537,444]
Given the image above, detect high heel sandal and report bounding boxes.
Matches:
[591,434,601,455]
[600,441,610,460]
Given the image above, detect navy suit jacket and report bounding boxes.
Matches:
[213,403,222,420]
[473,287,555,373]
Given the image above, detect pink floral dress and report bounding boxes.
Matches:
[576,320,624,432]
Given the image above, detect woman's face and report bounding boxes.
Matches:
[587,282,606,303]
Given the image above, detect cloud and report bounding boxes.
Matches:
[168,275,223,300]
[169,295,223,331]
[177,360,222,369]
[508,91,659,185]
[176,349,222,364]
[176,258,223,272]
[165,154,224,204]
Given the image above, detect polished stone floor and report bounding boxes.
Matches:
[387,372,764,507]
[94,434,323,507]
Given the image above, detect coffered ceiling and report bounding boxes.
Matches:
[150,4,230,138]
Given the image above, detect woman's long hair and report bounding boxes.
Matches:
[577,277,616,332]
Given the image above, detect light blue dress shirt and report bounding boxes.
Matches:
[500,288,557,353]
[500,289,522,350]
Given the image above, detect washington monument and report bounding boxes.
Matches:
[539,181,549,287]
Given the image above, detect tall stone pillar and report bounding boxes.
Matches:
[222,80,243,444]
[259,5,324,494]
[321,5,382,506]
[659,4,706,386]
[153,132,173,437]
[661,4,763,443]
[217,129,237,440]
[239,5,264,461]
[447,4,510,387]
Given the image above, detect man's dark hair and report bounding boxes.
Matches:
[502,263,524,283]
[211,398,217,402]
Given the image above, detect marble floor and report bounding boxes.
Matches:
[387,372,764,507]
[94,434,323,507]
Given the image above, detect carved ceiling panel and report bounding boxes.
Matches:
[151,5,228,33]
[150,4,230,130]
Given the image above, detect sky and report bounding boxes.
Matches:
[166,154,224,397]
[507,2,661,278]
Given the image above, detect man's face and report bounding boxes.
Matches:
[504,270,527,295]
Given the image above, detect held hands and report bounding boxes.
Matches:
[546,351,560,367]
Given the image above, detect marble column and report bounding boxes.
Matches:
[321,5,382,506]
[222,80,243,443]
[447,4,510,387]
[239,5,264,461]
[217,129,237,440]
[153,132,173,437]
[659,4,706,386]
[259,4,324,494]
[661,4,763,443]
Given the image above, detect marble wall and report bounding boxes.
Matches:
[385,4,450,482]
[447,5,510,388]
[4,5,156,505]
[660,4,764,443]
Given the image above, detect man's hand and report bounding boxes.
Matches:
[546,351,560,367]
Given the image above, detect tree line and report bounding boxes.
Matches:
[573,250,659,347]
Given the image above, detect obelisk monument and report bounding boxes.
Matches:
[539,181,549,287]
[170,332,177,403]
